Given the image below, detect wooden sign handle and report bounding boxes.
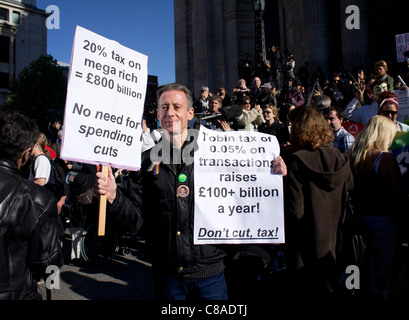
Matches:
[98,165,109,236]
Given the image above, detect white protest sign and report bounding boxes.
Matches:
[395,33,409,63]
[61,26,148,170]
[394,88,409,122]
[194,127,285,244]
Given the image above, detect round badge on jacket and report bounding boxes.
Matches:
[177,185,189,198]
[178,174,187,183]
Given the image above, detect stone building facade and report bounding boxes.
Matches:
[0,0,48,105]
[174,0,407,98]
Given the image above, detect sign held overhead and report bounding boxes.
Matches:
[61,26,148,171]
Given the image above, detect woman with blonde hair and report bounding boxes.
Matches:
[29,132,51,186]
[257,104,290,147]
[284,106,353,297]
[349,115,406,299]
[29,132,67,214]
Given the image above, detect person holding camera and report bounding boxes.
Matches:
[277,75,305,125]
[232,79,251,104]
[192,95,242,131]
[235,96,265,131]
[200,95,233,131]
[284,53,295,80]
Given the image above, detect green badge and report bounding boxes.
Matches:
[178,174,187,183]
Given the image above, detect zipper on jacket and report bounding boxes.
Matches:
[164,163,177,176]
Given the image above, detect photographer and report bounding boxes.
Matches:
[284,53,295,80]
[277,75,305,125]
[232,79,251,104]
[192,95,243,131]
[235,96,265,131]
[323,74,346,109]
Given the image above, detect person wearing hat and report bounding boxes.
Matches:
[378,91,409,131]
[277,74,305,125]
[259,82,277,107]
[343,78,406,128]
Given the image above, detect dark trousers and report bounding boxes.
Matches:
[154,271,228,301]
[361,215,398,300]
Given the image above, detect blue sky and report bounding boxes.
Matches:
[36,0,175,85]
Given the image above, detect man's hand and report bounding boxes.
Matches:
[218,120,231,131]
[93,166,117,204]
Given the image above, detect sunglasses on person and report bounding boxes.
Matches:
[381,110,398,117]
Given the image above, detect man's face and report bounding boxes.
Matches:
[217,89,225,98]
[201,88,208,98]
[157,90,194,136]
[332,77,340,88]
[373,83,388,100]
[209,99,221,113]
[285,78,293,87]
[324,110,342,132]
[22,144,36,167]
[366,79,375,93]
[254,77,261,88]
[375,66,386,77]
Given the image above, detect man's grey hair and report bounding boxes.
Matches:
[156,83,194,110]
[313,94,331,111]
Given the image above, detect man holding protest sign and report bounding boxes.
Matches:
[94,83,287,300]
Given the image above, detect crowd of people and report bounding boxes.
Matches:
[1,50,409,302]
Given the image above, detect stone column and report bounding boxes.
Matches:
[206,0,225,92]
[222,2,240,94]
[191,1,208,96]
[174,0,190,87]
[339,0,369,71]
[303,0,330,78]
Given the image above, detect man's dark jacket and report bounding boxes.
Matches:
[0,159,64,300]
[108,139,226,278]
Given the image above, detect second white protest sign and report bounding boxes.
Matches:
[194,127,285,244]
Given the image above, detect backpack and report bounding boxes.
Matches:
[46,159,69,199]
[33,154,69,199]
